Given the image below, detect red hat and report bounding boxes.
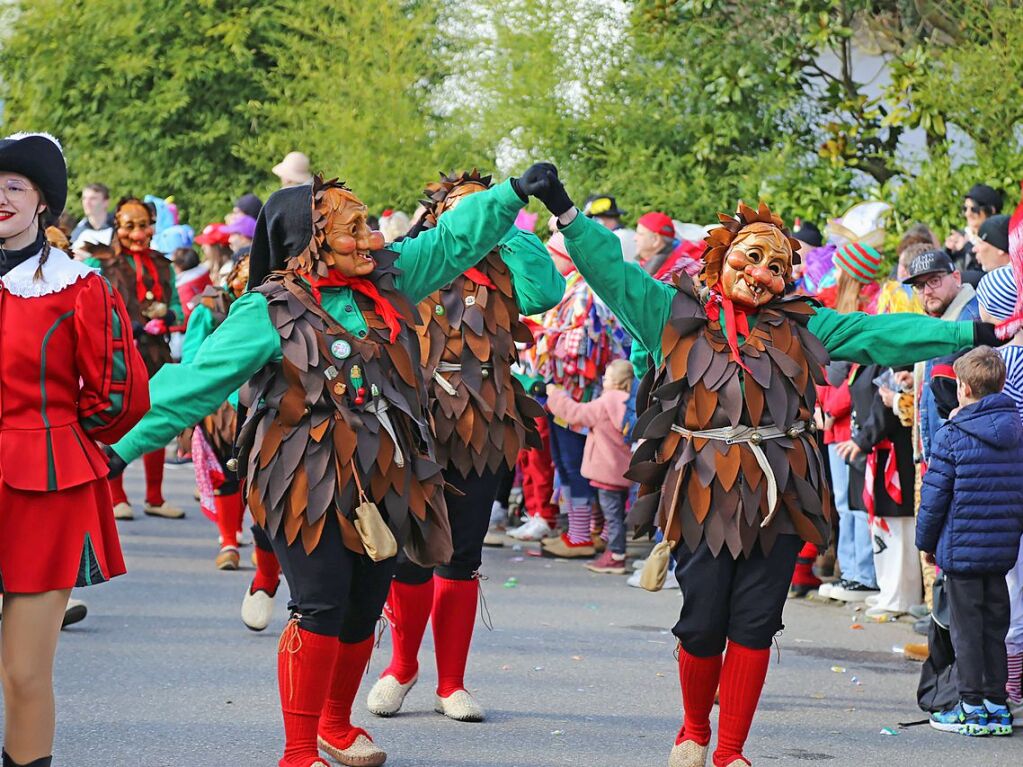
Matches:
[637,211,675,238]
[195,223,231,246]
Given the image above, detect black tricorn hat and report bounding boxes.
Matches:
[0,132,68,220]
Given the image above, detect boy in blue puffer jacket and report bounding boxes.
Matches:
[918,345,1023,737]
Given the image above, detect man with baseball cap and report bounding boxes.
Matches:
[635,211,677,276]
[584,193,636,262]
[901,249,980,462]
[975,214,1011,272]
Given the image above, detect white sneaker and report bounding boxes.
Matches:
[435,689,485,722]
[865,594,881,607]
[865,605,904,620]
[632,558,646,571]
[367,674,417,717]
[507,516,556,541]
[241,586,275,632]
[626,569,679,589]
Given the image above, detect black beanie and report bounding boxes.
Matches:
[979,214,1010,253]
[965,184,1003,214]
[247,185,312,290]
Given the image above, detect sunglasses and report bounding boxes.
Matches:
[962,203,981,215]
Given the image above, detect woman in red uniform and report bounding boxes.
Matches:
[0,133,149,767]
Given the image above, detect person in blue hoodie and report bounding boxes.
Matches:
[917,345,1023,737]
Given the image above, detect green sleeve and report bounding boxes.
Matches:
[83,256,102,269]
[167,275,183,320]
[391,179,525,303]
[499,226,566,315]
[559,213,674,361]
[113,292,283,462]
[180,304,215,364]
[629,342,653,380]
[807,307,975,366]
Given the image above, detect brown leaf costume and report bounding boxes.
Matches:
[237,180,451,565]
[99,251,175,375]
[414,171,544,478]
[627,215,833,559]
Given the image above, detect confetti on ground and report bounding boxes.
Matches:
[500,665,511,671]
[533,666,544,671]
[503,577,518,588]
[830,666,847,673]
[527,549,543,558]
[551,730,564,736]
[879,727,898,736]
[850,676,861,685]
[850,624,864,630]
[571,655,583,661]
[511,556,525,562]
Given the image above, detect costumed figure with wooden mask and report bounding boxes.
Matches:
[366,170,564,722]
[83,196,184,521]
[0,132,149,767]
[107,163,571,767]
[530,178,1004,767]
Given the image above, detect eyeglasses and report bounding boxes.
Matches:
[0,180,36,199]
[911,274,947,292]
[962,203,981,215]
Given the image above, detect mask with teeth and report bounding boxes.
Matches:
[701,201,800,309]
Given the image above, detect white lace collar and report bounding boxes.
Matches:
[1,247,97,298]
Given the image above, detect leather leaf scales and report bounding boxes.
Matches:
[237,250,452,566]
[627,273,832,559]
[416,250,543,478]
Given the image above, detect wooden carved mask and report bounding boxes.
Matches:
[115,200,154,255]
[318,187,385,277]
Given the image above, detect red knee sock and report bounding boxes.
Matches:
[108,473,128,506]
[319,637,375,749]
[278,622,339,766]
[791,542,821,587]
[214,492,244,549]
[432,576,478,697]
[713,641,770,767]
[676,647,723,748]
[142,449,165,507]
[252,545,282,595]
[380,578,434,685]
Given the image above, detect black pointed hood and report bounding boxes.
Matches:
[247,184,312,290]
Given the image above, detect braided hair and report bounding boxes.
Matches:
[34,203,52,281]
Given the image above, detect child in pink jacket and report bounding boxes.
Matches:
[547,359,635,574]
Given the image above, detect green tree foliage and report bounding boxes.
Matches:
[0,0,1020,239]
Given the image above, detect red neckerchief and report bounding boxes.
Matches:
[131,250,163,303]
[305,270,403,343]
[463,266,496,290]
[704,285,752,375]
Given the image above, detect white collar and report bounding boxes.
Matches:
[2,247,97,298]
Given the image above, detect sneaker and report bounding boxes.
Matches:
[1009,698,1023,727]
[143,502,185,519]
[632,558,646,571]
[585,550,627,575]
[507,516,556,541]
[237,528,253,547]
[865,594,880,607]
[61,598,88,629]
[668,739,709,767]
[817,580,838,599]
[830,581,880,602]
[367,674,418,717]
[930,701,990,736]
[541,534,596,559]
[626,567,680,589]
[984,702,1013,736]
[241,584,276,632]
[113,502,134,520]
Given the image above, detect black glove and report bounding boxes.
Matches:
[104,445,127,478]
[511,163,574,217]
[973,321,1006,347]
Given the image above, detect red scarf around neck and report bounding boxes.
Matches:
[705,286,753,375]
[132,250,163,304]
[305,270,403,343]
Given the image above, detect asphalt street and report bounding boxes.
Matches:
[14,464,1020,766]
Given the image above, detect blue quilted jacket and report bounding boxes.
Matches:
[917,393,1023,575]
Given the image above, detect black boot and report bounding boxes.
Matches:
[3,752,52,767]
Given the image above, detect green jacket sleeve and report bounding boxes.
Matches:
[559,213,674,361]
[180,304,215,364]
[167,277,183,321]
[391,179,525,303]
[807,307,975,366]
[499,226,566,315]
[112,292,283,462]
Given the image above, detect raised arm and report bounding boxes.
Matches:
[112,292,282,463]
[391,180,525,303]
[558,213,673,358]
[807,307,976,367]
[180,302,215,364]
[499,226,566,315]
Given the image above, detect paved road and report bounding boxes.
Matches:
[15,465,1019,766]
